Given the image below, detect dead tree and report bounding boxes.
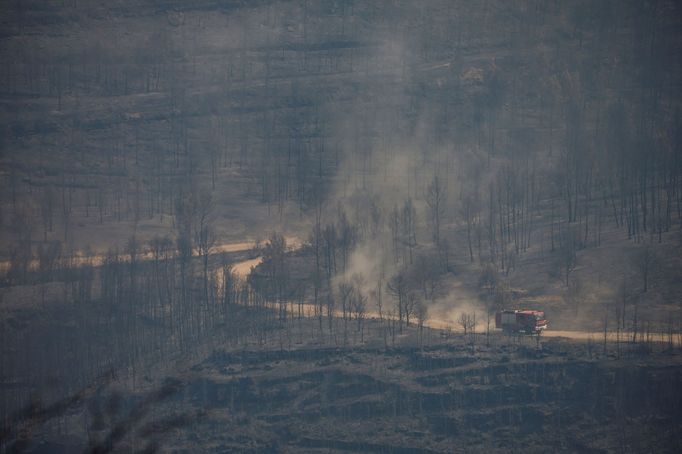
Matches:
[425,174,446,246]
[387,271,409,332]
[351,280,367,343]
[338,281,353,344]
[194,192,216,313]
[401,198,418,264]
[634,243,657,293]
[415,299,428,347]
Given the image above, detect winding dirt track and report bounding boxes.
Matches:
[0,237,302,273]
[232,251,680,346]
[4,236,675,346]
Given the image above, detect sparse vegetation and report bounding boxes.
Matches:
[1,0,682,452]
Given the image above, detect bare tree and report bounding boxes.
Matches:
[458,312,470,335]
[338,280,353,344]
[194,192,216,309]
[389,205,401,263]
[370,275,386,346]
[558,225,579,286]
[425,175,446,246]
[566,277,583,315]
[602,302,609,356]
[350,275,367,343]
[37,240,61,283]
[40,187,55,241]
[8,205,34,284]
[415,299,428,347]
[401,198,418,264]
[369,198,382,239]
[174,191,196,306]
[149,235,174,327]
[387,271,409,332]
[462,193,480,263]
[322,223,337,278]
[125,234,139,296]
[478,263,499,299]
[413,254,442,301]
[337,208,358,273]
[404,291,419,328]
[634,242,657,293]
[220,262,237,324]
[261,232,289,319]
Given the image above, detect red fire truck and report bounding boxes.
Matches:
[495,309,548,335]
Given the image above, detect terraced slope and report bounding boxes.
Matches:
[15,337,676,453]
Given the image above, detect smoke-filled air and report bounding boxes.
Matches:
[1,1,681,452]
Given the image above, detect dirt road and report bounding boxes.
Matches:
[231,253,680,346]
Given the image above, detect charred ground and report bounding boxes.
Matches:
[2,0,682,452]
[5,321,682,453]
